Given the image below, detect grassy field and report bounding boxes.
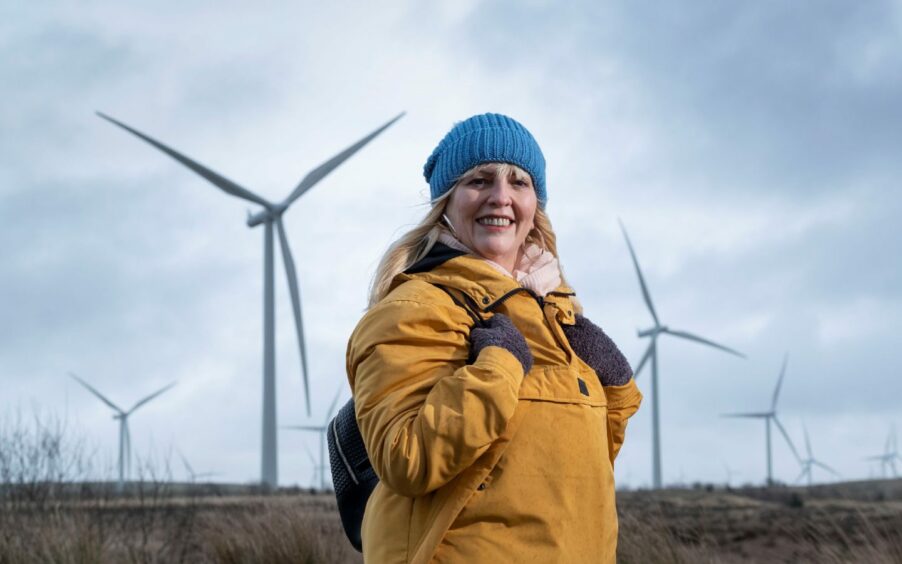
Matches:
[2,480,902,563]
[2,417,901,562]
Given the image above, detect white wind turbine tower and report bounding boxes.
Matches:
[98,111,403,488]
[722,354,800,485]
[795,422,839,486]
[619,220,745,489]
[865,425,900,478]
[69,372,176,489]
[284,386,343,491]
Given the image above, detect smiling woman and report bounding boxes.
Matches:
[344,113,643,563]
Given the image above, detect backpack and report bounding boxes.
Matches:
[326,398,377,552]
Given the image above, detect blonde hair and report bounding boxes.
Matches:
[368,163,568,308]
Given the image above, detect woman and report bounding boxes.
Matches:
[346,113,642,563]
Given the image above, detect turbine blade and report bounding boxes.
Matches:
[771,353,789,411]
[773,416,801,463]
[96,112,271,208]
[283,425,324,432]
[661,328,745,358]
[794,467,807,484]
[325,386,343,423]
[178,450,194,477]
[812,460,840,477]
[68,372,125,414]
[633,341,654,379]
[128,381,177,414]
[618,219,660,326]
[803,422,812,459]
[275,217,311,417]
[303,444,317,466]
[721,412,770,418]
[285,112,405,206]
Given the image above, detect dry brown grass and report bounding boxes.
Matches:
[616,487,902,563]
[198,497,360,564]
[4,411,902,563]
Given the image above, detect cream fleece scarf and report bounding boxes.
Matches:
[437,230,562,297]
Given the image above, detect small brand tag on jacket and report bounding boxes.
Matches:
[577,378,589,397]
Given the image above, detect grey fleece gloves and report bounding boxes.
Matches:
[469,312,632,387]
[562,314,633,386]
[469,313,534,374]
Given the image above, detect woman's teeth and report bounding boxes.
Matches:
[478,217,512,227]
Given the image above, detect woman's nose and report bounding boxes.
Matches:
[487,178,514,205]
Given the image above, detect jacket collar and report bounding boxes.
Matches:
[398,243,574,312]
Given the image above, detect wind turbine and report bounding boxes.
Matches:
[303,443,321,489]
[722,354,800,485]
[98,111,404,488]
[865,425,900,478]
[619,219,745,489]
[722,462,740,488]
[795,422,839,486]
[284,386,343,491]
[69,372,176,489]
[177,449,219,483]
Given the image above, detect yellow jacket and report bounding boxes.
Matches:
[347,247,642,563]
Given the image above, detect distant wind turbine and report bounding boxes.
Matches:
[284,386,343,491]
[620,219,745,489]
[722,354,800,485]
[69,372,176,489]
[795,422,839,486]
[303,443,321,489]
[177,449,219,483]
[98,111,404,488]
[865,425,901,478]
[723,462,740,487]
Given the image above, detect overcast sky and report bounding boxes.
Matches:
[2,1,900,489]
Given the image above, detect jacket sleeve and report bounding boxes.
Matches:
[347,292,526,497]
[603,379,642,464]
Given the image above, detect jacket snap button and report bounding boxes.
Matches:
[477,483,486,491]
[482,296,490,305]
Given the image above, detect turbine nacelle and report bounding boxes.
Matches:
[637,325,666,338]
[246,204,288,227]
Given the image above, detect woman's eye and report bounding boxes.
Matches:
[468,178,487,186]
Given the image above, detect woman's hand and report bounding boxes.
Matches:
[469,313,533,374]
[562,315,632,386]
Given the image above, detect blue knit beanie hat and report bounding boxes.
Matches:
[423,113,547,207]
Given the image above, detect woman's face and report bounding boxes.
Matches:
[444,163,538,272]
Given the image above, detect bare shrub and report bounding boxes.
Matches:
[0,409,201,564]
